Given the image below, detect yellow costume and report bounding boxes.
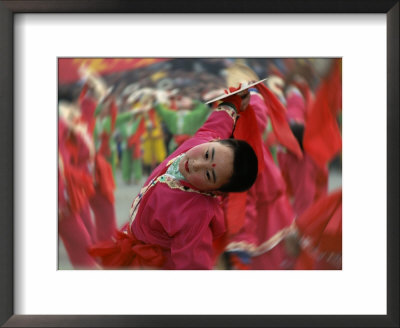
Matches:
[141,109,167,167]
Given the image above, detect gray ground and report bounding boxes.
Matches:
[58,167,342,270]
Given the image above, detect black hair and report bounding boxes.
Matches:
[289,122,305,151]
[216,139,258,193]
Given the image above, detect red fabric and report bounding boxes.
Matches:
[295,189,342,269]
[78,83,89,103]
[94,153,115,204]
[128,117,145,147]
[255,83,303,159]
[296,189,342,244]
[234,105,265,173]
[294,251,315,270]
[223,93,243,114]
[230,254,250,270]
[268,65,285,79]
[58,58,170,84]
[63,163,95,214]
[89,190,117,242]
[133,144,142,159]
[303,59,342,169]
[59,209,98,269]
[285,89,307,123]
[148,108,157,126]
[170,99,178,111]
[264,130,277,148]
[79,97,97,135]
[174,134,191,146]
[225,192,248,235]
[277,150,328,217]
[98,132,112,159]
[128,117,146,159]
[291,80,314,122]
[110,100,118,133]
[65,136,79,164]
[212,232,228,264]
[89,229,165,268]
[58,169,68,214]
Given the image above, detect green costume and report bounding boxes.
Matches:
[118,113,143,184]
[154,101,210,153]
[94,104,142,184]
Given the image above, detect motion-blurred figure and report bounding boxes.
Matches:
[220,64,302,269]
[154,92,211,154]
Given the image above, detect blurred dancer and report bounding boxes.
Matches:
[58,101,98,268]
[219,64,302,270]
[89,83,259,269]
[277,59,341,217]
[132,89,167,175]
[302,59,342,170]
[93,93,119,175]
[78,69,118,243]
[284,189,342,270]
[154,93,211,153]
[275,78,328,217]
[118,111,144,185]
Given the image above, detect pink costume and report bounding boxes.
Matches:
[225,92,296,270]
[277,88,328,217]
[90,107,237,269]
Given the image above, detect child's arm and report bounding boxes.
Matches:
[194,104,237,141]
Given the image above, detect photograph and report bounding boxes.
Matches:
[58,57,343,271]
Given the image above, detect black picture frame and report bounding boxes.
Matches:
[0,1,398,327]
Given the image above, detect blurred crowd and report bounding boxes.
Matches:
[58,58,342,270]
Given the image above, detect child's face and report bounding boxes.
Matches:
[178,141,233,191]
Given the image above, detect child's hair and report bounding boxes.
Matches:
[216,139,258,192]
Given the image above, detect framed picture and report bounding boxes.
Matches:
[1,1,398,327]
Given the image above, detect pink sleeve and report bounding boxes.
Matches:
[194,107,237,141]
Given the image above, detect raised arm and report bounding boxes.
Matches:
[194,104,238,141]
[154,103,178,134]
